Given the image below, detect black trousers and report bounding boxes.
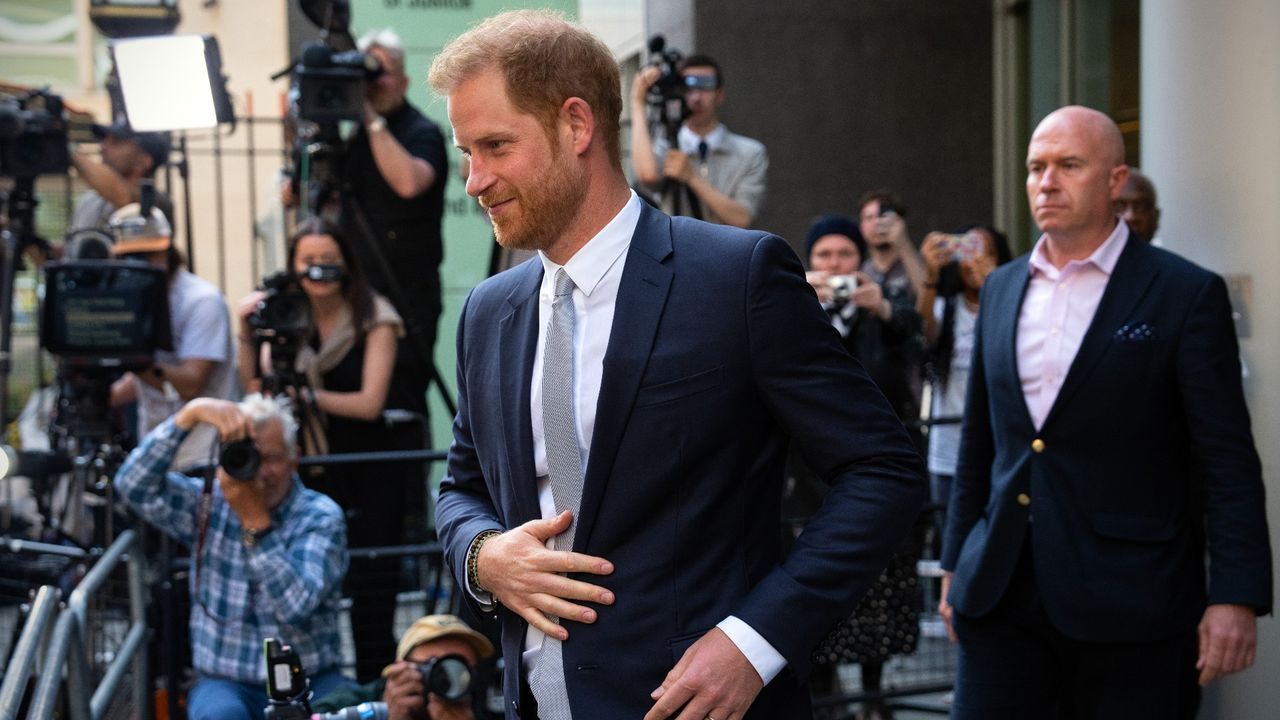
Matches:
[951,534,1200,720]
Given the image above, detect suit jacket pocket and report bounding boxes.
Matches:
[1090,512,1176,543]
[636,366,723,408]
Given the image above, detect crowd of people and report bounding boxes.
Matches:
[31,8,1265,720]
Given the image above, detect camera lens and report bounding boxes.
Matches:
[219,438,260,481]
[419,655,472,702]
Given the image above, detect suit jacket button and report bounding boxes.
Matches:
[1017,493,1031,507]
[1031,438,1045,453]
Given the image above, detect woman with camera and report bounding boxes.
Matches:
[235,216,409,682]
[916,225,1012,549]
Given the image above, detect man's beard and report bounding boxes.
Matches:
[484,142,588,253]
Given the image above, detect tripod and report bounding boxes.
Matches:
[653,94,704,221]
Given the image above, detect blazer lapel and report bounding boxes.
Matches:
[988,258,1037,432]
[498,263,544,526]
[1042,238,1157,428]
[573,206,674,551]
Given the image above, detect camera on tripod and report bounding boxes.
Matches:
[295,43,381,123]
[0,88,71,179]
[248,269,312,369]
[642,35,689,131]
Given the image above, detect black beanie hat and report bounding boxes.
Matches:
[804,214,866,261]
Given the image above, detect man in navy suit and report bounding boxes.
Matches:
[939,105,1272,718]
[428,10,926,720]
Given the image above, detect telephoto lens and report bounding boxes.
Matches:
[219,438,261,481]
[419,654,472,702]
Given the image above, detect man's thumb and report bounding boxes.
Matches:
[528,510,573,539]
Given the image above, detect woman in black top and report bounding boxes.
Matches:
[236,217,407,682]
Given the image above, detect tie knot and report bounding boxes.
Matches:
[697,140,709,162]
[553,268,576,298]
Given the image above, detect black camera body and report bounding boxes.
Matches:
[645,35,687,106]
[263,638,311,719]
[219,438,261,481]
[295,42,381,123]
[249,270,312,351]
[0,88,70,178]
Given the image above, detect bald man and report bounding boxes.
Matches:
[938,106,1271,718]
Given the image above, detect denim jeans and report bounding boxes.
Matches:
[187,668,351,720]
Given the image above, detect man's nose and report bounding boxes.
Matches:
[464,157,491,198]
[1038,167,1059,191]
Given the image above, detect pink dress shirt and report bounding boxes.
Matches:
[1017,222,1129,429]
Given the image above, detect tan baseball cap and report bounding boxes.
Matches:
[108,202,171,255]
[394,614,494,663]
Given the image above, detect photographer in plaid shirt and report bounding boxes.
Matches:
[115,394,351,719]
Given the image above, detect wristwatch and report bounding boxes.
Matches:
[367,115,387,134]
[241,524,273,548]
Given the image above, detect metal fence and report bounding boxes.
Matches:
[0,530,147,720]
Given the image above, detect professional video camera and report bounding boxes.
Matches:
[41,261,172,437]
[0,87,71,179]
[639,36,704,220]
[642,35,690,143]
[247,269,312,386]
[28,261,172,545]
[295,42,382,124]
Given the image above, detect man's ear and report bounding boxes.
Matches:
[560,97,595,156]
[1109,164,1130,199]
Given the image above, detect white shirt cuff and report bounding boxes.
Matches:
[717,615,787,684]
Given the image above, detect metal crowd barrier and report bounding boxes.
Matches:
[16,530,149,720]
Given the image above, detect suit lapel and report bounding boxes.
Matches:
[573,205,674,552]
[498,263,544,526]
[988,258,1037,432]
[1042,238,1156,428]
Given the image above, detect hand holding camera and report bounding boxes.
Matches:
[381,655,475,720]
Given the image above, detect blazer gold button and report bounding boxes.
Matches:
[1031,438,1045,453]
[1017,493,1031,506]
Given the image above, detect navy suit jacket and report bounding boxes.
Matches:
[437,204,926,718]
[941,230,1272,643]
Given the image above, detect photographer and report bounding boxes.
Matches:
[106,202,238,473]
[312,614,494,720]
[236,216,410,683]
[917,226,1011,547]
[630,54,767,228]
[857,190,928,303]
[114,394,349,720]
[289,28,447,421]
[69,122,173,232]
[804,214,922,422]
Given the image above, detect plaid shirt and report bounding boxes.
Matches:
[115,416,347,683]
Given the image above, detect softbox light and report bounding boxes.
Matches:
[111,34,234,132]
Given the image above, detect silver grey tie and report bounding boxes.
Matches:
[529,267,581,719]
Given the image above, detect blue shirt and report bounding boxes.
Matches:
[114,416,348,683]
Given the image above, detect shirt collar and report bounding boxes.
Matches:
[1028,220,1129,278]
[678,123,727,156]
[538,190,642,297]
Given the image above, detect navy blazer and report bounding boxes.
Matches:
[941,231,1272,643]
[437,204,926,718]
